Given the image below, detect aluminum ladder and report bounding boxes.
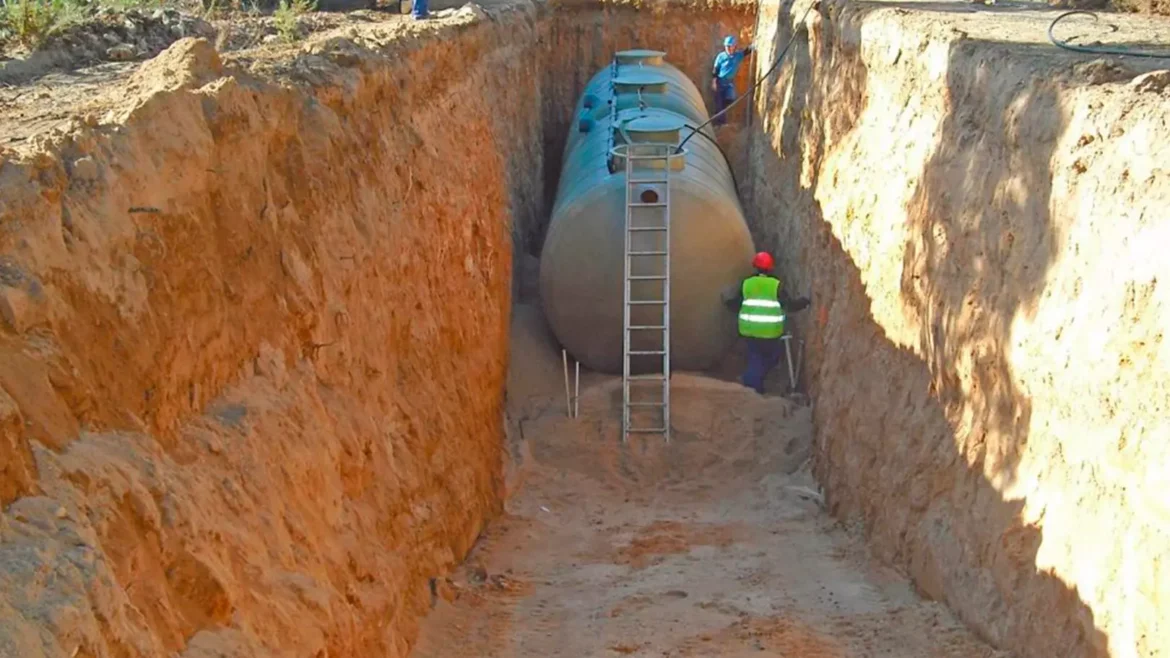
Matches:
[617,142,678,444]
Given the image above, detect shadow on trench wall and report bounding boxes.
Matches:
[746,3,1110,657]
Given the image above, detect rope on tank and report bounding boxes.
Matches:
[607,52,620,173]
[606,79,619,174]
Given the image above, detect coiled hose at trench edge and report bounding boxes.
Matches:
[677,0,819,153]
[1049,10,1170,59]
[1053,10,1170,59]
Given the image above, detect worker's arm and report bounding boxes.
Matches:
[735,47,754,67]
[778,288,811,313]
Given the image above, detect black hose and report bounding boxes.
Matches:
[677,0,818,153]
[1048,11,1170,59]
[682,123,742,193]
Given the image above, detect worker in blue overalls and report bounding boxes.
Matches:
[710,35,755,126]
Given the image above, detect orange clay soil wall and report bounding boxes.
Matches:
[747,2,1169,658]
[0,1,753,656]
[0,24,522,658]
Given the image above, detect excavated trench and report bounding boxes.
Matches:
[0,1,1166,657]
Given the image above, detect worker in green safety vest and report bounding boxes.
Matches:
[721,251,810,394]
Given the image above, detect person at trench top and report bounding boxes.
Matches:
[721,251,810,394]
[710,35,755,126]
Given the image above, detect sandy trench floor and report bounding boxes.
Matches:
[411,357,1012,658]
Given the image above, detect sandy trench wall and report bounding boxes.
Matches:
[0,1,761,656]
[747,2,1169,657]
[0,9,538,657]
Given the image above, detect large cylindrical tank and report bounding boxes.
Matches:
[540,49,755,374]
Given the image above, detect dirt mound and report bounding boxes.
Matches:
[0,8,215,85]
[127,37,223,91]
[501,301,814,506]
[519,372,812,495]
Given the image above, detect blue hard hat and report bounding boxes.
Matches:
[723,35,737,47]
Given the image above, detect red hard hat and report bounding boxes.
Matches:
[752,251,774,270]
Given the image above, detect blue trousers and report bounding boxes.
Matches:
[714,81,736,125]
[412,0,428,19]
[742,337,782,394]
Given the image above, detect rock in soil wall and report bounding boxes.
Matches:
[747,2,1169,657]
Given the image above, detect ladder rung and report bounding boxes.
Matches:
[628,251,667,256]
[629,275,667,280]
[629,350,666,355]
[627,402,666,407]
[628,325,666,330]
[629,203,667,208]
[628,300,665,305]
[628,374,667,380]
[627,427,668,433]
[627,178,668,184]
[629,226,667,232]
